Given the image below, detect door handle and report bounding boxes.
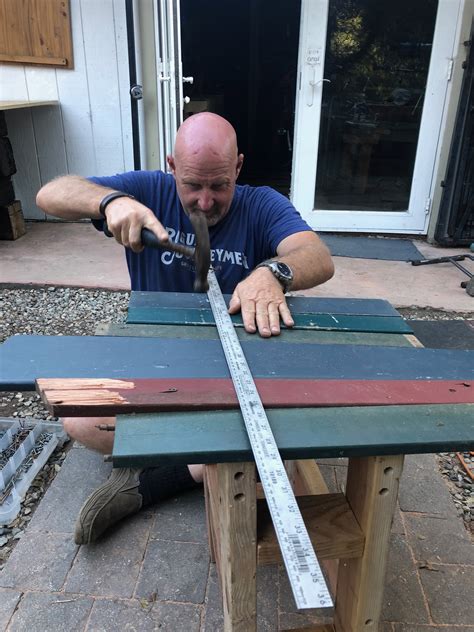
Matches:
[183,76,194,84]
[307,75,331,107]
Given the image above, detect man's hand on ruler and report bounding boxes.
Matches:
[228,268,294,337]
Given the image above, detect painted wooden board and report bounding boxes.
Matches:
[1,335,473,391]
[129,291,402,317]
[95,322,414,347]
[112,404,474,466]
[36,378,474,417]
[126,307,413,334]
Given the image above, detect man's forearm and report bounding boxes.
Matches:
[36,175,116,220]
[276,233,335,291]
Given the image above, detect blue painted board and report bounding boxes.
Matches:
[1,335,473,390]
[129,291,402,317]
[112,404,474,466]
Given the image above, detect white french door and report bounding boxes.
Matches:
[291,0,462,234]
[154,0,184,171]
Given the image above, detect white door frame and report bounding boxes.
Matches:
[154,0,183,171]
[291,0,463,234]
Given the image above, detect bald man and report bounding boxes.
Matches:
[36,113,334,544]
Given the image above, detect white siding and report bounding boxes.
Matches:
[0,0,133,219]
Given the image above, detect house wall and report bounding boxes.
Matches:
[0,0,133,220]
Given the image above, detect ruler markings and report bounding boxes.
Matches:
[206,269,332,610]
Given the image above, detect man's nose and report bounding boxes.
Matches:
[197,191,213,211]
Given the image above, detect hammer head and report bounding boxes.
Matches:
[188,210,211,293]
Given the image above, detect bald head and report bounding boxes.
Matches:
[167,113,244,226]
[174,113,238,164]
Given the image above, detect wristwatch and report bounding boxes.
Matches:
[256,260,294,293]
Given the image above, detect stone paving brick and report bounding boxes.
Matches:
[419,564,474,625]
[404,514,474,565]
[64,510,153,598]
[334,465,348,493]
[0,532,77,591]
[150,488,208,543]
[317,464,338,493]
[8,592,93,632]
[382,534,429,625]
[87,597,201,632]
[391,506,405,535]
[0,588,21,630]
[393,626,474,631]
[29,446,111,534]
[256,565,279,631]
[135,539,209,604]
[202,564,224,631]
[278,566,333,629]
[398,455,454,516]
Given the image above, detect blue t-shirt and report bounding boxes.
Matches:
[90,170,311,293]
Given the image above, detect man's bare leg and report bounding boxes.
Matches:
[62,416,203,481]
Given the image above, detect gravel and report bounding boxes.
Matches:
[0,286,472,573]
[0,287,129,569]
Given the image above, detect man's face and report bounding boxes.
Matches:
[168,151,243,226]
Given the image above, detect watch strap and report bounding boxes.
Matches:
[99,191,134,218]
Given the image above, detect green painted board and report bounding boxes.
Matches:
[95,322,414,347]
[126,307,412,334]
[112,404,474,467]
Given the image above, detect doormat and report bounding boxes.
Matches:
[320,234,424,261]
[408,320,474,350]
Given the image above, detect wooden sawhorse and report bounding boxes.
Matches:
[113,403,473,632]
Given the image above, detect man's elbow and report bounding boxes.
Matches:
[322,254,335,283]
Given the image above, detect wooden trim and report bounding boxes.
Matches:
[0,54,67,66]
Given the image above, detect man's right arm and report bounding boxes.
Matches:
[36,175,115,221]
[36,175,169,252]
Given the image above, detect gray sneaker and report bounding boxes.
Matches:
[74,467,143,545]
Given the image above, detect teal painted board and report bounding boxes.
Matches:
[126,308,412,334]
[2,335,473,391]
[95,322,414,347]
[112,404,474,466]
[129,291,401,317]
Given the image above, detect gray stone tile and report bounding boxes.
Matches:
[398,455,453,516]
[203,564,224,632]
[391,506,405,536]
[135,539,209,604]
[278,566,334,627]
[317,464,338,493]
[0,588,22,630]
[29,448,111,534]
[87,597,201,632]
[382,534,429,625]
[150,488,207,543]
[0,532,77,591]
[405,514,474,565]
[8,592,93,632]
[334,464,348,492]
[256,565,279,631]
[419,564,474,625]
[393,626,474,631]
[316,457,348,468]
[65,510,153,598]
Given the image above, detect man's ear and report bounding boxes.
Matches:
[167,155,176,175]
[236,153,244,179]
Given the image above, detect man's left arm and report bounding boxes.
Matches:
[228,231,334,337]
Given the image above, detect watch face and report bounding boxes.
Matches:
[275,262,292,280]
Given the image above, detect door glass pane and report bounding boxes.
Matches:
[315,0,438,211]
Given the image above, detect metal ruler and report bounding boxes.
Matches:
[206,269,332,610]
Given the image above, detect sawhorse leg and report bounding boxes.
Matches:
[204,462,257,632]
[335,455,404,631]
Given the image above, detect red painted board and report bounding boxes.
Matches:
[36,378,474,417]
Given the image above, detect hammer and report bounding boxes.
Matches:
[104,210,210,292]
